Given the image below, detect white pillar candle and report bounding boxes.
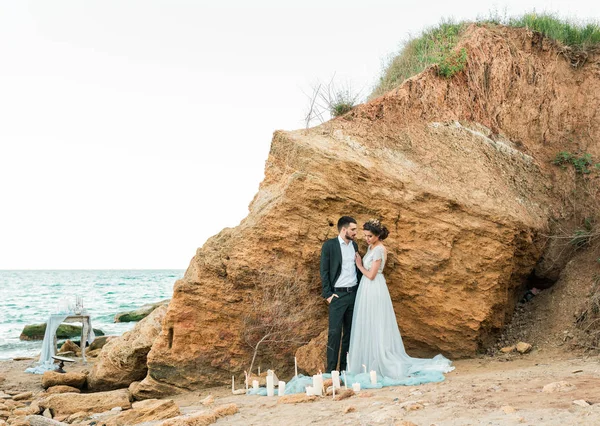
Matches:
[266,375,274,397]
[258,366,260,376]
[294,356,298,377]
[252,380,259,390]
[352,382,361,392]
[312,374,323,396]
[306,386,314,396]
[331,370,341,389]
[278,381,286,396]
[369,370,377,385]
[362,364,367,373]
[346,352,350,372]
[231,375,235,393]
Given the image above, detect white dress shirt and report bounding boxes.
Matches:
[334,236,358,288]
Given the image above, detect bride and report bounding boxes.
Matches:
[347,219,454,382]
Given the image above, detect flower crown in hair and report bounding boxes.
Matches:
[366,218,381,227]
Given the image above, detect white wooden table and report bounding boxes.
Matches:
[52,315,92,363]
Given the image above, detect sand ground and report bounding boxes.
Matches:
[3,348,600,426]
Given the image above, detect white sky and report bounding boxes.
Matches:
[1,1,598,269]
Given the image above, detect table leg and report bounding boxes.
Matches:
[81,319,87,363]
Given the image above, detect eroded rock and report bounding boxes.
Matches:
[88,305,167,391]
[41,372,87,390]
[104,399,180,425]
[45,386,81,395]
[38,389,131,416]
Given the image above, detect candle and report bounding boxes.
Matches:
[278,381,286,396]
[266,375,274,397]
[369,370,377,385]
[306,386,314,396]
[258,366,261,376]
[346,352,350,372]
[332,384,336,399]
[312,374,324,396]
[252,380,259,390]
[352,382,361,392]
[231,375,235,393]
[362,364,367,373]
[331,371,340,389]
[294,356,298,377]
[343,371,348,389]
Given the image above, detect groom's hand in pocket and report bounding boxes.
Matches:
[327,294,339,304]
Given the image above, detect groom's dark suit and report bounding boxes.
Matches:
[320,237,362,373]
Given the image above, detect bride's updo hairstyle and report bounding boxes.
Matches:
[363,219,389,240]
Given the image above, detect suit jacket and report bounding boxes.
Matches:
[320,237,362,299]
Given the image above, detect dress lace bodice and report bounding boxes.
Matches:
[364,245,386,274]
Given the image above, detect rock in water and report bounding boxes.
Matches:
[88,305,167,391]
[137,24,600,391]
[20,323,104,341]
[114,300,170,323]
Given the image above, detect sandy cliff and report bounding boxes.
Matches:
[136,24,600,392]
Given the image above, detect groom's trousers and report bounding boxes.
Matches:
[327,289,357,373]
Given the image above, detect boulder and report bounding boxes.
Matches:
[89,335,117,351]
[104,399,180,425]
[160,404,238,426]
[25,415,68,425]
[114,300,170,323]
[12,392,33,401]
[41,372,87,390]
[295,330,327,375]
[38,389,131,416]
[19,323,104,341]
[88,305,167,391]
[57,340,80,355]
[129,375,184,401]
[45,386,81,395]
[140,24,600,390]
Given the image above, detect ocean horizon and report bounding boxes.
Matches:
[0,269,184,360]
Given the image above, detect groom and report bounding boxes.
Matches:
[320,216,362,373]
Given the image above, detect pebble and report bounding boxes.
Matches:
[502,405,517,413]
[573,400,590,407]
[542,381,576,393]
[201,395,214,406]
[343,405,356,414]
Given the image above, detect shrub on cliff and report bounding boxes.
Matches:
[370,12,600,98]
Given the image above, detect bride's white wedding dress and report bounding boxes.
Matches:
[347,245,454,385]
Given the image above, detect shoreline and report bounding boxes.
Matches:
[2,348,600,425]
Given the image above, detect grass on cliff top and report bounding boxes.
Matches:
[370,12,600,99]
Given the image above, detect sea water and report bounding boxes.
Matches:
[0,269,183,360]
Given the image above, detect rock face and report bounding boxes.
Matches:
[139,24,600,390]
[88,305,167,391]
[114,300,170,323]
